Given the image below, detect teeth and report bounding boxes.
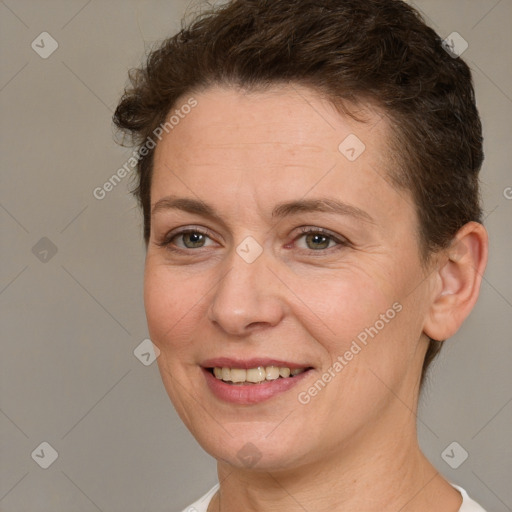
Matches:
[247,367,266,383]
[230,368,246,383]
[221,367,231,381]
[279,367,291,378]
[212,366,307,384]
[265,366,280,380]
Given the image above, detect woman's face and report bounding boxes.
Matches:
[145,85,434,470]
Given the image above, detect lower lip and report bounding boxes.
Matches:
[202,367,312,405]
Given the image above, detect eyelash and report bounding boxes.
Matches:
[294,227,348,253]
[157,226,349,255]
[157,227,214,253]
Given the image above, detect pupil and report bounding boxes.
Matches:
[186,233,204,247]
[307,234,328,250]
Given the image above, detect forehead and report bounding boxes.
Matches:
[150,84,414,238]
[154,85,389,169]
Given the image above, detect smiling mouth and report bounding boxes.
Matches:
[208,366,312,385]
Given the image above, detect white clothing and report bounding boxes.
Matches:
[180,482,487,511]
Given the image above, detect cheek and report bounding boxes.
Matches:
[290,269,394,349]
[292,267,419,391]
[143,263,207,356]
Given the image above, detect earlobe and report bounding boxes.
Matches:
[423,222,488,341]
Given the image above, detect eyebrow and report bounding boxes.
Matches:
[151,195,374,224]
[272,198,374,223]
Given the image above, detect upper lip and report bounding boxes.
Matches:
[201,357,312,370]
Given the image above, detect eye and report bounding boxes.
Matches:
[157,228,217,251]
[156,226,348,253]
[294,227,348,251]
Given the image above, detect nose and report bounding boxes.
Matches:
[207,247,286,336]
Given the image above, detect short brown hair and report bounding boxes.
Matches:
[113,0,484,386]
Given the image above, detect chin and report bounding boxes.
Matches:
[192,425,312,472]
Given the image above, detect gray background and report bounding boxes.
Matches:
[0,0,510,510]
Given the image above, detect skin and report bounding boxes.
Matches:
[144,84,488,511]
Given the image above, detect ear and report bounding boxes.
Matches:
[423,221,488,341]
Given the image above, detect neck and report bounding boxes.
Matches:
[208,408,462,512]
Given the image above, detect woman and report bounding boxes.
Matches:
[114,1,488,510]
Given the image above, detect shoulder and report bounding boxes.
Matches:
[451,483,488,512]
[178,484,220,512]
